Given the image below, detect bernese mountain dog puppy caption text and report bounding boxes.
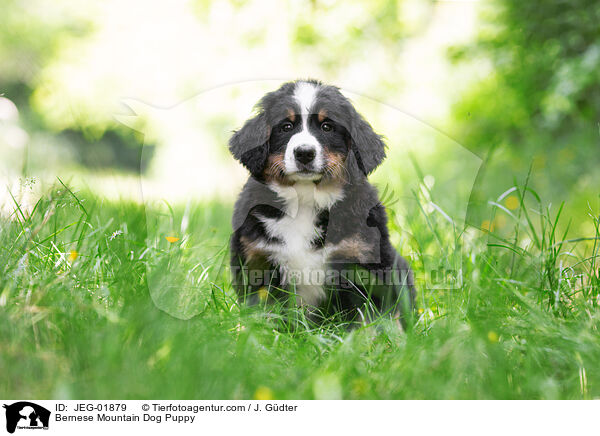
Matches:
[229,79,416,328]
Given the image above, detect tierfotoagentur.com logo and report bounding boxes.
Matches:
[2,402,50,434]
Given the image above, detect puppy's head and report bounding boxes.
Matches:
[229,79,386,184]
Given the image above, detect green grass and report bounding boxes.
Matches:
[1,177,599,400]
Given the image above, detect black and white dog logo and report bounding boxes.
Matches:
[3,402,50,434]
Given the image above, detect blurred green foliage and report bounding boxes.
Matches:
[449,0,600,227]
[0,0,145,173]
[289,0,426,83]
[451,0,600,149]
[0,0,91,124]
[1,0,432,175]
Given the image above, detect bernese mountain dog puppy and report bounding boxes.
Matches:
[229,79,416,327]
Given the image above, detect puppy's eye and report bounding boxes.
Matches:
[321,122,333,132]
[281,122,294,132]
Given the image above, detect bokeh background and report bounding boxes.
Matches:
[1,0,598,232]
[2,0,600,400]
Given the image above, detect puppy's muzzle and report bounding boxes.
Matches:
[294,145,316,166]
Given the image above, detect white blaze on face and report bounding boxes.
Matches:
[284,82,323,177]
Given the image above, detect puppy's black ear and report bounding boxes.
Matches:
[349,110,386,176]
[229,112,270,176]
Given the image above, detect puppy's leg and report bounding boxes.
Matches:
[231,254,274,306]
[230,234,283,306]
[322,253,416,329]
[381,252,416,330]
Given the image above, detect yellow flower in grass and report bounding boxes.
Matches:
[504,195,520,210]
[254,386,274,400]
[68,250,78,262]
[165,236,180,243]
[487,331,499,343]
[258,287,269,301]
[481,220,495,232]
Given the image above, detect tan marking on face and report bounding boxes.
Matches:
[286,108,296,122]
[328,236,373,263]
[318,108,327,123]
[263,153,285,182]
[322,150,347,183]
[263,152,296,185]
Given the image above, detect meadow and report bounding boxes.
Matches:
[2,0,600,403]
[1,172,599,400]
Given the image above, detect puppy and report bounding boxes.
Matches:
[229,79,415,327]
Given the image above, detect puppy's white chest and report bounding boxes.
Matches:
[259,183,342,306]
[265,205,323,273]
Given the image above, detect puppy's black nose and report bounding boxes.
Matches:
[294,146,316,165]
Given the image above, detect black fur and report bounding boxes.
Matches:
[228,112,270,177]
